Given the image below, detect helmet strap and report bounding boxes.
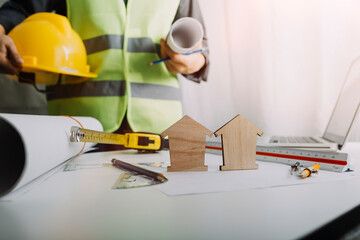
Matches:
[17,72,63,94]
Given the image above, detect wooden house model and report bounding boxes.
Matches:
[161,115,213,172]
[214,114,264,171]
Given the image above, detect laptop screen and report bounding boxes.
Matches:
[323,58,360,149]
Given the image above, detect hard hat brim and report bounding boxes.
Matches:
[21,63,97,79]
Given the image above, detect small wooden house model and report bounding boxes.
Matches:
[161,115,213,172]
[214,114,264,171]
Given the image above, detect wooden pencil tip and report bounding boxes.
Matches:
[149,62,153,66]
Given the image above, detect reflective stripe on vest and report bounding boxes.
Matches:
[47,81,181,101]
[83,34,161,56]
[50,0,182,133]
[83,35,124,54]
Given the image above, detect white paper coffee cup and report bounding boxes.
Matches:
[166,17,204,54]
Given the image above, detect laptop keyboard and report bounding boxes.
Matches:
[270,136,321,144]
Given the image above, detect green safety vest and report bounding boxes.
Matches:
[47,0,182,133]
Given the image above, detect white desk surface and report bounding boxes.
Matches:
[1,143,360,240]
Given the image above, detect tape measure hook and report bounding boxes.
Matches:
[70,126,83,142]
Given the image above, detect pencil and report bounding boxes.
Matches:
[111,158,168,182]
[149,48,207,66]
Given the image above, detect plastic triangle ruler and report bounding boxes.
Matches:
[205,141,349,172]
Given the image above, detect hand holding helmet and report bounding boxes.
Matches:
[2,13,97,92]
[0,25,23,75]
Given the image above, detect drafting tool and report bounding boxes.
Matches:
[112,172,162,189]
[64,161,168,172]
[70,126,165,151]
[205,142,349,172]
[64,163,112,171]
[291,162,320,178]
[137,162,169,168]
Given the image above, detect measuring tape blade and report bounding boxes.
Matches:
[70,126,126,145]
[205,141,349,172]
[70,126,163,151]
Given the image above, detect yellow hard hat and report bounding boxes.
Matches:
[8,12,97,79]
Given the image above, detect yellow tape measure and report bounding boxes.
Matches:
[70,126,163,151]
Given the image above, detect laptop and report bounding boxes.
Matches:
[261,59,360,151]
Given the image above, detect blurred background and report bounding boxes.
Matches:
[0,0,359,140]
[181,0,360,140]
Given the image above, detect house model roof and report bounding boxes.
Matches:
[214,114,264,137]
[161,115,213,138]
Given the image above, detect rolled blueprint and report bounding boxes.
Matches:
[0,113,103,197]
[166,17,204,54]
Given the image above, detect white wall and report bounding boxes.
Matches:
[180,0,234,131]
[182,0,360,140]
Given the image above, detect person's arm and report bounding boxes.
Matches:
[162,0,209,83]
[0,0,65,74]
[0,1,30,74]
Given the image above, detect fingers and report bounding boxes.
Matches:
[160,38,205,74]
[164,56,187,74]
[0,55,20,74]
[7,40,23,66]
[160,39,178,73]
[160,39,177,59]
[165,61,180,74]
[160,39,187,74]
[0,34,23,74]
[0,45,20,75]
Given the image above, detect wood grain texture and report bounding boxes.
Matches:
[161,115,213,172]
[214,114,264,171]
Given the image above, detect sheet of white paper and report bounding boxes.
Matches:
[61,150,358,196]
[0,113,103,199]
[0,160,68,202]
[156,153,358,196]
[64,149,167,172]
